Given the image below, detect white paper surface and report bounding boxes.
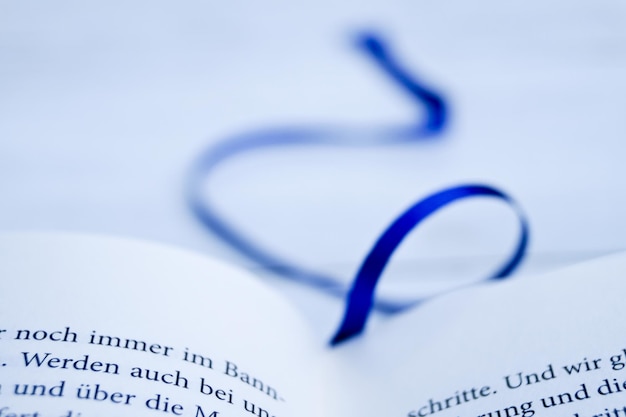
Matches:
[0,233,332,416]
[332,252,626,417]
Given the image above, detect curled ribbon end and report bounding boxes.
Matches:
[355,31,387,58]
[355,30,449,137]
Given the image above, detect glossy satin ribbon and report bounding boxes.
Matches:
[186,32,530,345]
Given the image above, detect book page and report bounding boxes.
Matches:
[0,234,332,417]
[331,253,626,417]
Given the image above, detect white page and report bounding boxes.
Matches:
[331,253,626,417]
[0,234,335,417]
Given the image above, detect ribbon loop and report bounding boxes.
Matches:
[330,185,530,345]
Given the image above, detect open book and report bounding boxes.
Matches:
[1,233,624,417]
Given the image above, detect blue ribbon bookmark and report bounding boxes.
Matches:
[186,31,530,344]
[330,184,530,345]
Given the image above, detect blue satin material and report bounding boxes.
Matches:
[330,184,529,345]
[186,31,530,343]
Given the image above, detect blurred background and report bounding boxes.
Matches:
[2,0,626,339]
